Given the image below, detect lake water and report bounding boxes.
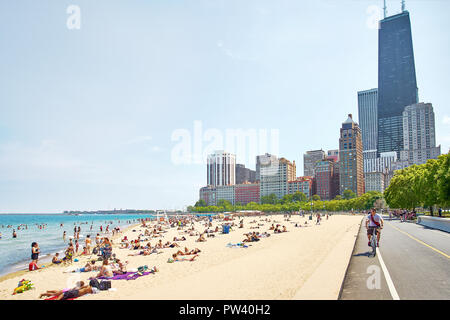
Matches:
[0,213,156,276]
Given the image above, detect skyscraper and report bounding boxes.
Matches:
[339,114,364,196]
[314,159,335,200]
[377,10,418,158]
[207,151,236,186]
[256,153,277,182]
[260,156,296,199]
[400,103,441,165]
[235,164,256,184]
[358,88,378,158]
[303,149,325,176]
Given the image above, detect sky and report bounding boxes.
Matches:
[0,0,449,213]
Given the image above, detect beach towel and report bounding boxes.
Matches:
[45,295,77,300]
[98,271,154,280]
[226,243,248,248]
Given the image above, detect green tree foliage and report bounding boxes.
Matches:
[384,153,449,210]
[292,191,307,202]
[261,194,278,204]
[190,191,383,213]
[312,194,321,201]
[343,189,356,200]
[194,199,207,207]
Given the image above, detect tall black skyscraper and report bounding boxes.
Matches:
[377,10,418,158]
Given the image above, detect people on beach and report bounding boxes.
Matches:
[92,259,114,279]
[31,242,40,263]
[85,235,91,254]
[52,253,62,264]
[39,281,85,299]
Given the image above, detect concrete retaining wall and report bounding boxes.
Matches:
[417,216,450,233]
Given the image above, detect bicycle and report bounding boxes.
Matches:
[369,226,381,257]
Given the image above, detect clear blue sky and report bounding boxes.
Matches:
[1,0,449,213]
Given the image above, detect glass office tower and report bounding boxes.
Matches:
[377,11,418,158]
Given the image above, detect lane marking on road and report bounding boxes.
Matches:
[387,222,450,259]
[377,249,400,300]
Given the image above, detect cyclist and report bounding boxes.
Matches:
[366,208,383,247]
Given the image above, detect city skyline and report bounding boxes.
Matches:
[1,0,449,212]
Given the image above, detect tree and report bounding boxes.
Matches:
[334,195,342,200]
[292,191,307,202]
[421,159,440,215]
[261,194,278,204]
[343,190,356,200]
[194,199,206,207]
[312,194,321,201]
[436,153,450,208]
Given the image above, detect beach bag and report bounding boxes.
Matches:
[99,280,111,291]
[89,279,100,289]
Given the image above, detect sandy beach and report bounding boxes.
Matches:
[0,213,362,300]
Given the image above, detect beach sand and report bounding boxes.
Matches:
[0,214,362,300]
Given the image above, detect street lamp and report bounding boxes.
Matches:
[309,201,313,220]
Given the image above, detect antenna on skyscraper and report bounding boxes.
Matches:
[401,0,405,12]
[383,0,387,18]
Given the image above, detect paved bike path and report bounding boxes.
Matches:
[340,217,450,300]
[339,220,392,299]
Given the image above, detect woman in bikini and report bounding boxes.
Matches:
[93,259,113,278]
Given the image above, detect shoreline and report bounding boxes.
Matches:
[0,213,362,300]
[0,222,142,284]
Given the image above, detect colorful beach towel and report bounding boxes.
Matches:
[98,271,154,280]
[45,295,77,300]
[226,243,249,248]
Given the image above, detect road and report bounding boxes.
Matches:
[339,216,450,300]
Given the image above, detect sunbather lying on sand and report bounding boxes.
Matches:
[196,234,206,242]
[39,281,85,299]
[55,284,98,300]
[64,260,98,273]
[168,253,199,262]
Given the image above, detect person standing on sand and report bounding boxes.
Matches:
[31,242,40,263]
[85,235,91,254]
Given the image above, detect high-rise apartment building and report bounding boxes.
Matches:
[327,149,339,162]
[377,10,418,158]
[235,183,260,205]
[314,160,335,200]
[235,164,256,184]
[358,88,378,152]
[364,171,386,193]
[400,103,441,165]
[207,151,236,186]
[303,149,325,176]
[256,153,277,182]
[288,177,313,198]
[364,151,397,173]
[260,156,296,199]
[339,114,364,196]
[358,88,378,169]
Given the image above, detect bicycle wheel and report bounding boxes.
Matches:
[371,230,377,257]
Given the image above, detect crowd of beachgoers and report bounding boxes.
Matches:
[2,211,336,300]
